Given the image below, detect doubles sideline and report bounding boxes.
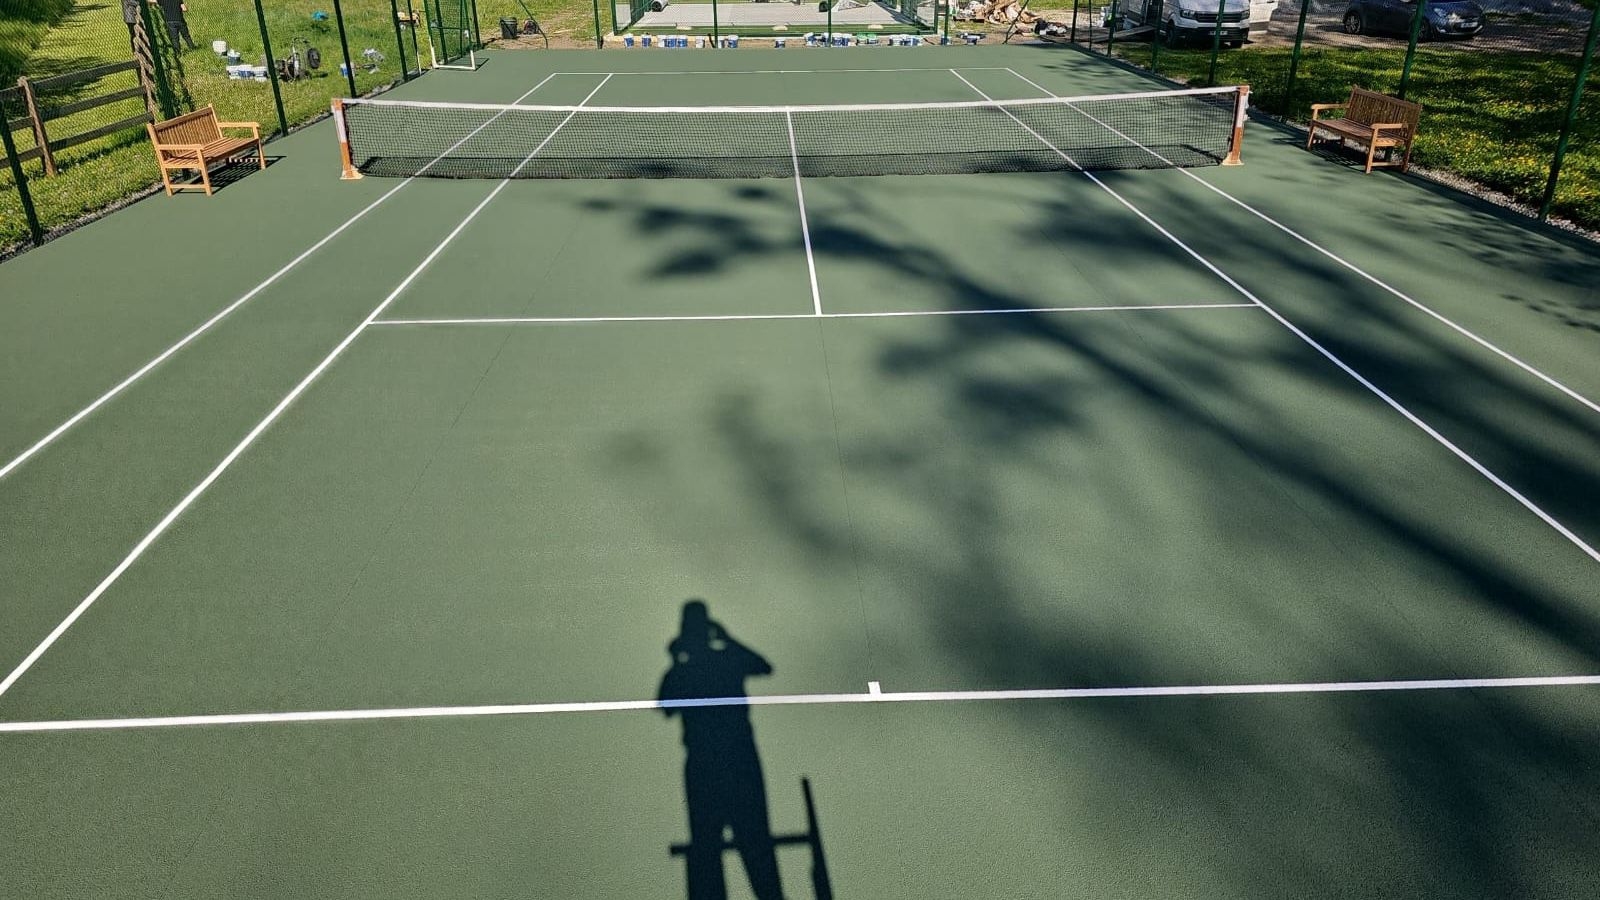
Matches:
[3,674,1597,734]
[0,74,615,704]
[0,70,568,484]
[950,68,1600,567]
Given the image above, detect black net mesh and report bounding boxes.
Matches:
[338,87,1242,180]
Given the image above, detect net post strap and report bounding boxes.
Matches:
[333,99,363,181]
[1223,85,1248,167]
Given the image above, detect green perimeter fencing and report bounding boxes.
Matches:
[1,0,473,255]
[1065,0,1598,228]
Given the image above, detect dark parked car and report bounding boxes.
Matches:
[1343,0,1484,39]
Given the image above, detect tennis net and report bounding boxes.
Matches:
[332,85,1249,180]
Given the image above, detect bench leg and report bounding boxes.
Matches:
[1400,141,1414,174]
[158,163,177,197]
[255,139,267,170]
[1305,124,1317,150]
[198,155,214,196]
[1364,141,1378,174]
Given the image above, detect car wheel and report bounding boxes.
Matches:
[1343,11,1363,34]
[1164,19,1181,46]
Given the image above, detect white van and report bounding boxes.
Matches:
[1121,0,1277,47]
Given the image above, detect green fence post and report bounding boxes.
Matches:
[1150,0,1163,72]
[1399,0,1427,99]
[470,0,482,48]
[1106,0,1119,55]
[139,2,182,119]
[1539,1,1599,221]
[1070,0,1078,42]
[1283,0,1310,112]
[332,0,359,96]
[1207,0,1226,85]
[713,0,721,45]
[252,0,289,136]
[593,0,604,47]
[0,102,45,247]
[389,0,412,79]
[407,0,422,64]
[827,0,833,44]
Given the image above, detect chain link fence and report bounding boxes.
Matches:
[1,0,479,255]
[1035,0,1598,228]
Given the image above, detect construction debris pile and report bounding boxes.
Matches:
[953,0,1044,25]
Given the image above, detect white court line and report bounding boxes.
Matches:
[950,69,1600,566]
[786,110,824,316]
[371,303,1258,326]
[3,674,1597,734]
[0,72,568,485]
[1003,67,1600,418]
[555,67,1018,76]
[0,75,616,704]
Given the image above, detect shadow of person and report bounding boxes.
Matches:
[659,599,784,900]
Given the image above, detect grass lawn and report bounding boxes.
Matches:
[1114,43,1599,227]
[2,0,605,252]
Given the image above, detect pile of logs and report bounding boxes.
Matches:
[954,0,1041,25]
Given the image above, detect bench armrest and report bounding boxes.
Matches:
[1370,122,1411,137]
[1309,102,1346,122]
[218,121,260,134]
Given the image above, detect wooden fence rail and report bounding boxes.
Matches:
[2,60,154,176]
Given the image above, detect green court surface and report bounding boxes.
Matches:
[3,45,1599,899]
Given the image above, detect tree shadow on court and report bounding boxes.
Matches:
[660,599,813,900]
[589,160,1600,895]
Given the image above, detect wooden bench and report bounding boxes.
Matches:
[1305,87,1422,174]
[146,106,264,195]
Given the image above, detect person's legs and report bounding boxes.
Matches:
[177,20,196,50]
[684,762,730,900]
[727,753,783,900]
[165,20,182,49]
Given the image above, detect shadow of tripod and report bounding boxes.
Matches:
[659,600,835,900]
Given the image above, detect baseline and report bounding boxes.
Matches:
[3,674,1597,733]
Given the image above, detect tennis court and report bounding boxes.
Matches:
[3,44,1599,898]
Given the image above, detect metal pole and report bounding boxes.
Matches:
[593,0,604,47]
[138,1,181,119]
[1283,0,1310,112]
[1539,2,1599,221]
[332,0,358,96]
[1399,0,1427,99]
[1150,0,1163,72]
[827,0,833,44]
[713,0,720,45]
[1207,0,1226,85]
[944,0,951,43]
[407,0,421,63]
[389,0,411,79]
[0,98,44,247]
[470,0,482,48]
[1106,0,1119,54]
[1071,0,1078,42]
[252,0,289,137]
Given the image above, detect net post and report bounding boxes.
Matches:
[333,99,363,180]
[1222,84,1248,166]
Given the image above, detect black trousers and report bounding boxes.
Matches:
[166,18,196,50]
